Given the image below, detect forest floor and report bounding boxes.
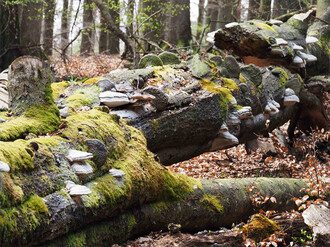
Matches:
[53,55,330,247]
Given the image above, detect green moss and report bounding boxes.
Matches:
[138,54,163,68]
[242,214,280,242]
[234,104,243,110]
[51,81,69,100]
[0,104,60,141]
[158,51,181,65]
[150,201,170,213]
[201,194,224,214]
[0,194,49,245]
[239,73,247,84]
[83,77,104,86]
[65,232,87,247]
[272,67,289,87]
[252,21,276,33]
[66,85,100,109]
[222,78,239,92]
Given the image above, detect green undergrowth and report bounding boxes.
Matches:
[201,194,224,214]
[0,104,60,141]
[0,194,49,246]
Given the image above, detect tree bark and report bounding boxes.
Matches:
[196,0,205,40]
[108,0,120,54]
[0,3,20,71]
[20,0,43,56]
[248,0,260,20]
[165,0,192,46]
[43,0,56,56]
[259,0,271,20]
[61,0,70,51]
[206,0,219,31]
[218,0,240,28]
[81,0,95,55]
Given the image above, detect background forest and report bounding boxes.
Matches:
[0,0,324,72]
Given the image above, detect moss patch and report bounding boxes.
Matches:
[66,85,100,109]
[242,214,280,242]
[0,104,60,141]
[51,81,69,100]
[252,21,277,33]
[0,194,49,246]
[83,77,104,86]
[201,194,224,214]
[272,67,289,87]
[222,78,239,92]
[239,73,247,84]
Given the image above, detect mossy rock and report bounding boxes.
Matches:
[158,51,181,65]
[186,54,210,78]
[138,54,163,69]
[240,64,263,87]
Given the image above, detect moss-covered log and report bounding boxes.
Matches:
[213,9,329,76]
[0,54,326,246]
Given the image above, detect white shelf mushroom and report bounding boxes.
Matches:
[71,162,94,181]
[67,182,92,205]
[306,36,319,44]
[276,38,288,46]
[0,161,10,172]
[304,54,317,63]
[269,19,283,25]
[271,100,280,108]
[293,56,305,68]
[225,22,239,28]
[99,91,130,108]
[109,169,126,181]
[292,43,304,51]
[66,150,93,162]
[284,95,300,106]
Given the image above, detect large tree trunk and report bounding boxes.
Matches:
[0,3,20,71]
[80,0,94,55]
[218,0,240,28]
[20,0,43,56]
[206,0,219,31]
[248,0,260,20]
[165,0,192,46]
[259,0,271,20]
[316,0,330,17]
[43,0,56,56]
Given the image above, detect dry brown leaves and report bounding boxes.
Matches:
[52,54,127,80]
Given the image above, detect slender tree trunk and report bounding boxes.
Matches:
[108,0,120,54]
[218,1,239,29]
[206,0,219,31]
[196,0,205,40]
[61,0,69,51]
[43,0,56,56]
[81,0,94,55]
[259,0,272,20]
[20,0,43,56]
[99,11,108,54]
[248,0,260,20]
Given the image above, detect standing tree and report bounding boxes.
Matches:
[61,0,70,51]
[81,0,95,55]
[43,0,56,56]
[20,0,43,56]
[205,0,219,31]
[196,0,206,40]
[248,0,260,19]
[218,1,241,28]
[0,2,20,71]
[165,0,192,47]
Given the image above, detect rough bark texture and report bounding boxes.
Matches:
[259,0,271,20]
[61,0,70,51]
[165,0,192,46]
[108,0,120,54]
[206,0,219,31]
[20,1,43,57]
[0,3,20,71]
[81,0,94,55]
[43,0,56,56]
[248,0,260,20]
